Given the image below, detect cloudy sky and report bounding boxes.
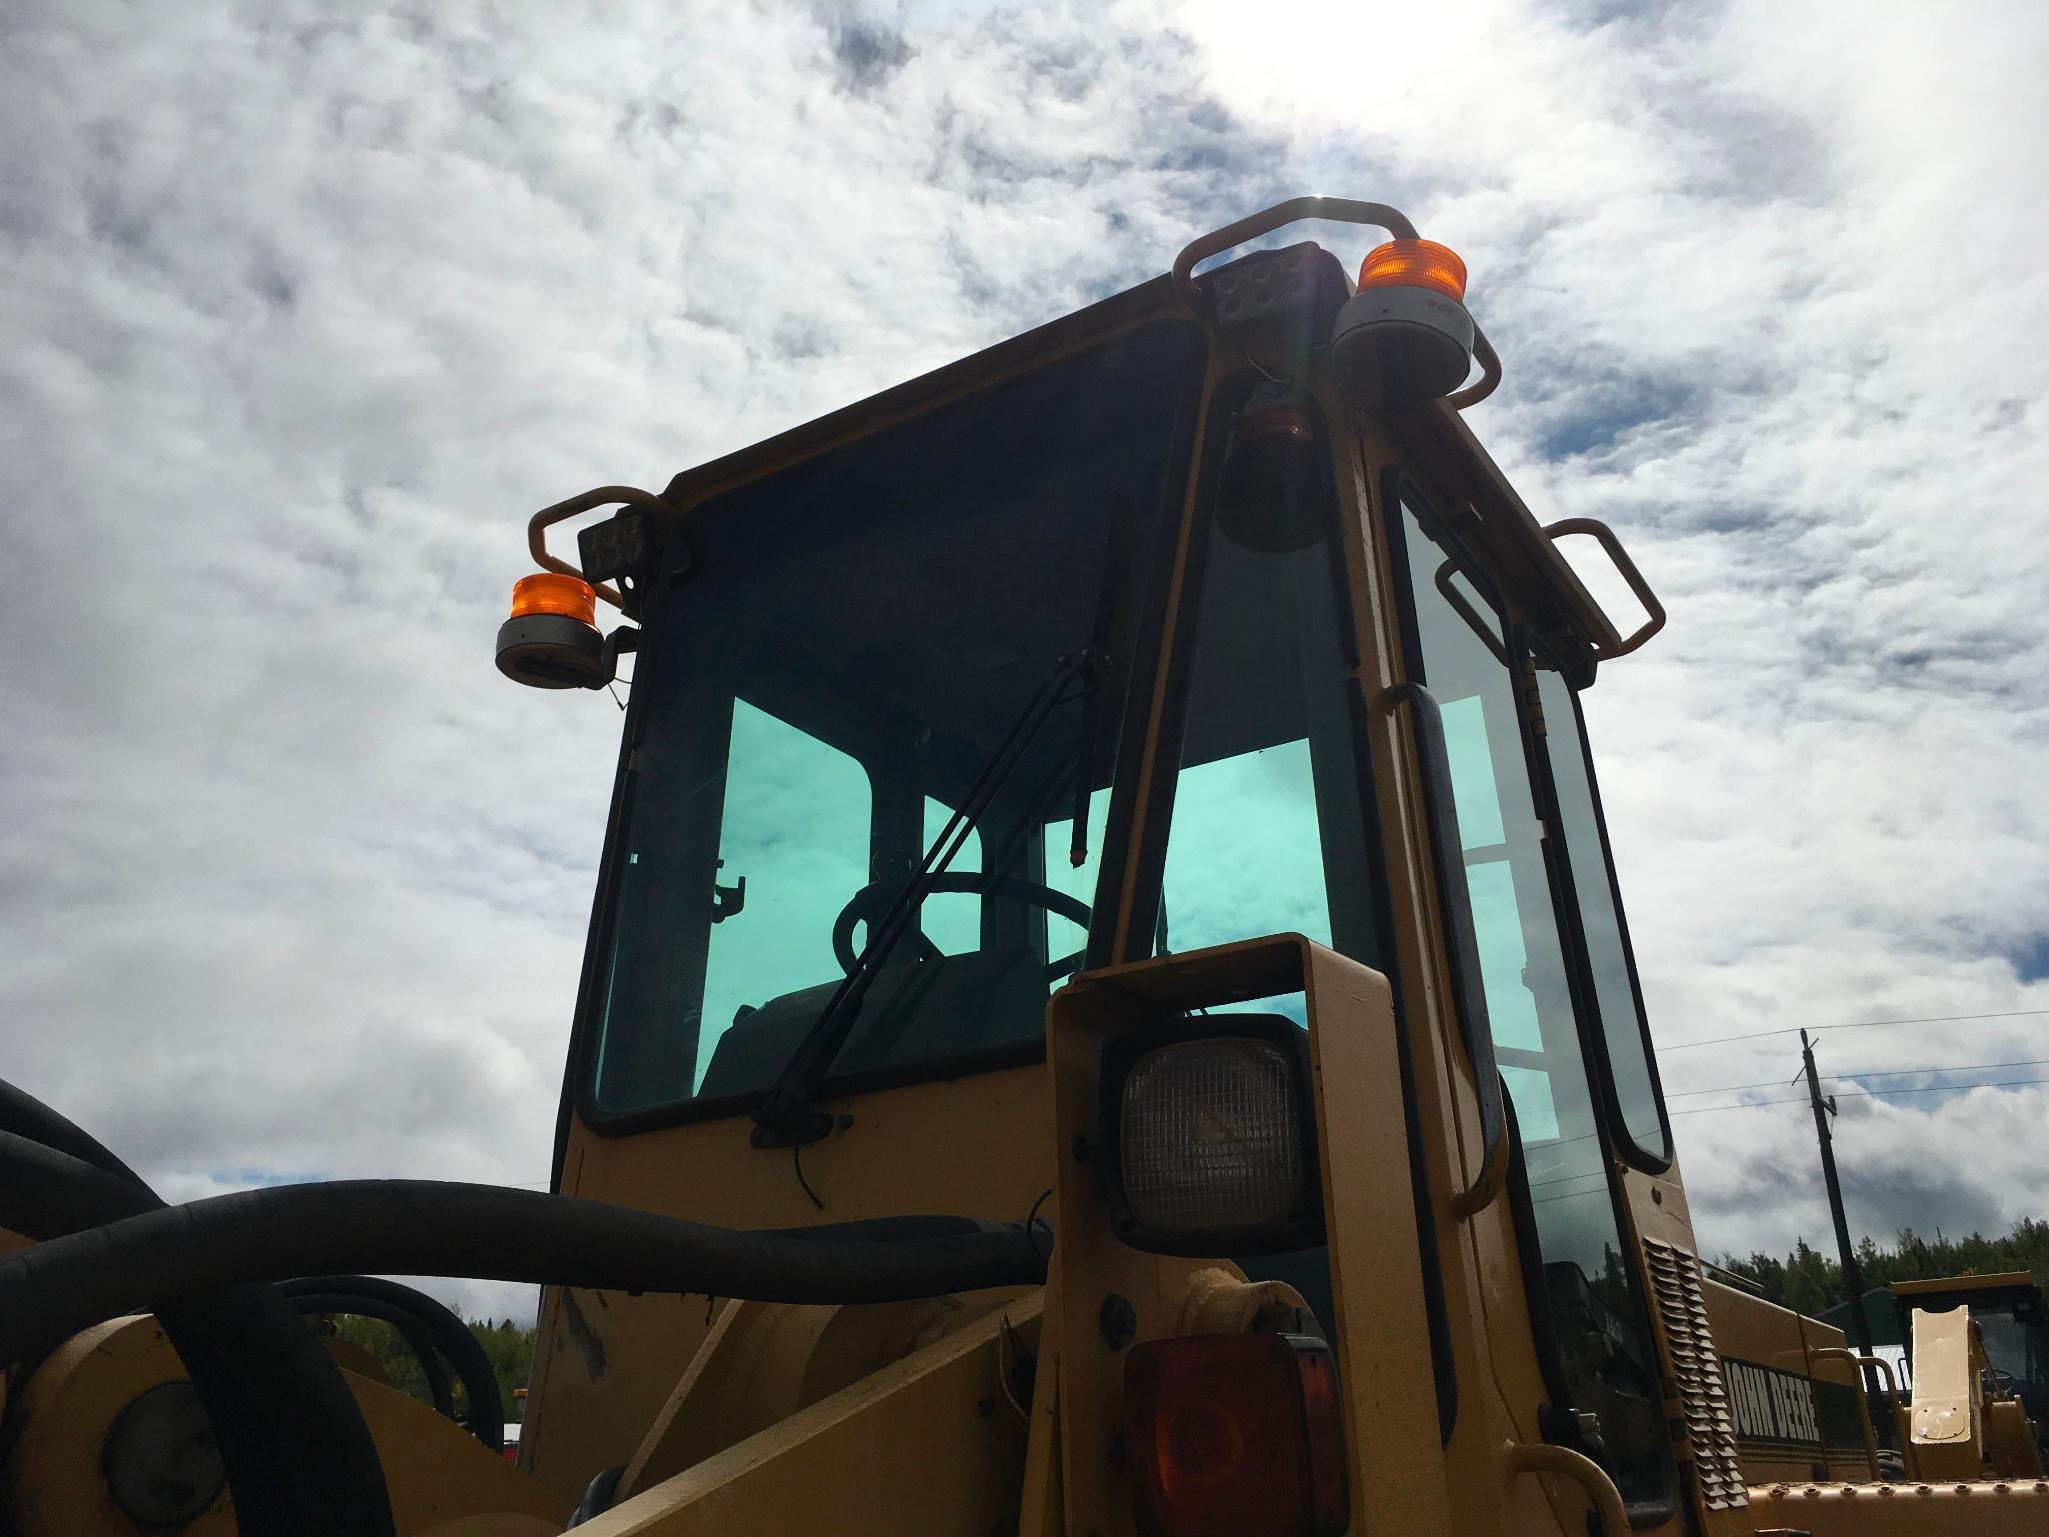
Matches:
[4,0,2047,1324]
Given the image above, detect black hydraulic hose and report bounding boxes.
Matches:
[0,1080,143,1184]
[0,1092,397,1537]
[0,1132,498,1446]
[0,1128,154,1238]
[776,1214,1017,1244]
[278,1275,503,1452]
[287,1291,460,1424]
[0,1179,1051,1369]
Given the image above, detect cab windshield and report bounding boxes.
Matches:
[585,321,1202,1119]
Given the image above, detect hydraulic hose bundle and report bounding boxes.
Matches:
[0,1085,399,1537]
[0,1076,1051,1535]
[0,1177,1051,1368]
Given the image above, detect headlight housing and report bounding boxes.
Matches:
[1100,1015,1324,1256]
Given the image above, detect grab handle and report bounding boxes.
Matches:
[527,485,675,611]
[1543,517,1667,659]
[1172,195,1420,306]
[1501,1441,1630,1536]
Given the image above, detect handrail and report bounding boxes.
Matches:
[1542,518,1667,659]
[1501,1440,1630,1536]
[1171,195,1420,306]
[526,485,675,610]
[1388,682,1509,1217]
[1807,1347,1884,1481]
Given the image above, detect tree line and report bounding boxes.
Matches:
[1716,1217,2049,1316]
[322,1312,535,1423]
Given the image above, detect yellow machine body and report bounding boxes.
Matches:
[1701,1277,1873,1484]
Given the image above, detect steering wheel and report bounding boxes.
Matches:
[832,872,1092,983]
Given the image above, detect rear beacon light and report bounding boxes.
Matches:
[1123,1332,1348,1537]
[496,572,608,689]
[1331,236,1476,409]
[507,571,598,625]
[1356,238,1467,301]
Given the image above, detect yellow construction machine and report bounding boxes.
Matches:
[1703,1268,2049,1493]
[6,195,2047,1535]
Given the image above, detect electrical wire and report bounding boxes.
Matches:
[1670,1072,2049,1117]
[1665,1055,2049,1101]
[1660,1007,2049,1053]
[1827,1055,2049,1083]
[1527,1071,2049,1206]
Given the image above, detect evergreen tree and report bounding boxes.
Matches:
[1717,1215,2045,1310]
[317,1311,535,1424]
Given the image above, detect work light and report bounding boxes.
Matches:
[1100,1016,1323,1256]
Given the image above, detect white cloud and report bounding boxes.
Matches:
[2,0,2046,1328]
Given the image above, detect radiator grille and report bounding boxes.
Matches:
[1644,1237,1749,1510]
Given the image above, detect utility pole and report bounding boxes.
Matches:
[1802,1028,1884,1434]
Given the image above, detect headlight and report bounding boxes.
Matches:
[1102,1016,1323,1256]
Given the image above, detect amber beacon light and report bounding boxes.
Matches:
[497,572,609,689]
[1330,236,1476,408]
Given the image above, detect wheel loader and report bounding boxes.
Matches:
[5,195,2045,1535]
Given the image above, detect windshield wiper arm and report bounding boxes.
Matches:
[750,650,1096,1149]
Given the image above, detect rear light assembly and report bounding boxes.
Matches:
[1123,1332,1348,1537]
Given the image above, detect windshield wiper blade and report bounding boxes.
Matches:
[750,650,1096,1149]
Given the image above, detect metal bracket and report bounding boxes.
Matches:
[711,862,747,925]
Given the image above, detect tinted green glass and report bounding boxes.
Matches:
[1154,467,1373,968]
[692,702,872,1090]
[1536,667,1670,1163]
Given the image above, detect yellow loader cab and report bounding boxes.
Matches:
[7,196,2046,1536]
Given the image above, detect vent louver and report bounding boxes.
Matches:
[1643,1238,1749,1510]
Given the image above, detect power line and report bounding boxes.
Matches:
[1526,1072,2049,1205]
[1660,1007,2049,1053]
[1826,1055,2049,1085]
[1667,1074,1802,1100]
[1666,1054,2049,1101]
[1669,1072,2049,1117]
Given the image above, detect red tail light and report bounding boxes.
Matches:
[1122,1333,1347,1537]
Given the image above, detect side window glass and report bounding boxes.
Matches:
[1161,739,1332,955]
[1149,424,1375,971]
[1535,666,1670,1163]
[696,701,871,1090]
